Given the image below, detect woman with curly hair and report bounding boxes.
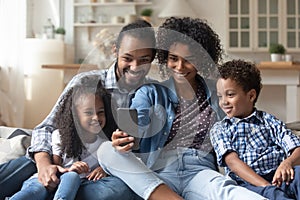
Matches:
[10,75,134,200]
[98,17,266,200]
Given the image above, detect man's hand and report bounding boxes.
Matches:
[35,152,67,191]
[111,129,135,152]
[37,163,67,191]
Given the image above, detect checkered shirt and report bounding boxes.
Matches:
[210,109,300,175]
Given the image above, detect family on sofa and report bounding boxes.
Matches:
[1,17,300,200]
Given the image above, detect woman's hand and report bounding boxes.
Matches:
[68,161,89,174]
[111,129,135,152]
[86,166,107,181]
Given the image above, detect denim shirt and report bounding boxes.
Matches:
[130,75,223,168]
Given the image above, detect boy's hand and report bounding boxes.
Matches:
[86,166,107,181]
[68,161,89,174]
[272,160,294,187]
[111,129,134,152]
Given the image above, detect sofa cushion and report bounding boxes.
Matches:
[0,127,32,164]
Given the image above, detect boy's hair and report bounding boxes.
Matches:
[115,19,156,60]
[218,59,262,103]
[156,17,223,78]
[54,75,117,159]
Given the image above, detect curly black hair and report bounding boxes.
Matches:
[218,59,262,103]
[54,75,117,159]
[115,19,156,60]
[156,17,223,78]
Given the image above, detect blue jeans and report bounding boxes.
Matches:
[0,156,36,199]
[10,172,80,200]
[98,142,267,200]
[231,166,300,200]
[54,171,81,200]
[10,173,139,200]
[75,176,141,200]
[9,176,49,200]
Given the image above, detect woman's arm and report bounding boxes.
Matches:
[225,151,270,187]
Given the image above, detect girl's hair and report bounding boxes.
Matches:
[156,17,223,79]
[54,75,117,159]
[218,59,262,103]
[115,19,156,60]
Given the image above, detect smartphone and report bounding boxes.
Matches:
[117,108,139,149]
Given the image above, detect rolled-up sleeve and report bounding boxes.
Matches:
[274,121,300,155]
[210,122,234,167]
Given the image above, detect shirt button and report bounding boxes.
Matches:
[158,147,161,150]
[164,132,168,135]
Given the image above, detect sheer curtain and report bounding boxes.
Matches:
[0,0,26,127]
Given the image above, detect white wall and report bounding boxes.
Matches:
[23,39,64,129]
[27,0,61,37]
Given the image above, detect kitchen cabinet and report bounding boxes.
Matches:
[227,0,300,52]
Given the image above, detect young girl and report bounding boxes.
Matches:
[10,75,118,200]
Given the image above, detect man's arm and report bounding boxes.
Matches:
[225,152,270,187]
[34,152,60,190]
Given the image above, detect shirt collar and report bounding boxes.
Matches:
[223,108,264,124]
[103,61,118,89]
[160,75,210,105]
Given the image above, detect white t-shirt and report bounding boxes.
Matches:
[52,129,106,178]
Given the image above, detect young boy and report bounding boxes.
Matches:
[210,59,300,200]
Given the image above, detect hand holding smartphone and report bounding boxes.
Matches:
[117,108,139,150]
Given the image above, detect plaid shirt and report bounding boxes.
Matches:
[27,61,153,158]
[210,109,300,175]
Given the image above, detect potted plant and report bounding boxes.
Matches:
[140,8,153,23]
[269,43,286,62]
[55,27,66,41]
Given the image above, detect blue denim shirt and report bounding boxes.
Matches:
[130,75,224,168]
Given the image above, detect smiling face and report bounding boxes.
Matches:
[167,42,197,85]
[217,78,256,119]
[75,93,106,138]
[116,35,154,90]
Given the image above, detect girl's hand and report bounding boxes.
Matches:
[86,166,107,181]
[272,160,294,187]
[111,129,134,152]
[68,161,89,174]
